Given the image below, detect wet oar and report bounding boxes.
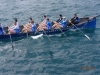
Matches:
[26,30,28,38]
[69,20,91,40]
[4,23,14,49]
[9,33,14,49]
[42,29,51,42]
[42,29,53,56]
[58,27,70,42]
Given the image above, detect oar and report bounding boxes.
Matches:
[9,33,14,49]
[3,21,14,49]
[26,30,28,38]
[42,29,53,56]
[42,29,51,42]
[7,25,14,49]
[69,20,91,40]
[25,30,29,43]
[58,27,70,42]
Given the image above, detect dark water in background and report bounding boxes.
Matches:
[0,0,100,75]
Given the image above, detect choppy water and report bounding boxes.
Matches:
[0,0,100,75]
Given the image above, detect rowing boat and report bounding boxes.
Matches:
[0,15,98,40]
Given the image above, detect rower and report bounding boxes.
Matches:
[37,15,47,30]
[8,18,20,34]
[23,17,33,28]
[0,23,4,35]
[52,17,67,29]
[53,14,63,24]
[60,17,67,28]
[56,14,63,23]
[70,14,80,24]
[38,18,52,30]
[22,17,33,31]
[24,20,36,32]
[46,18,52,30]
[42,15,47,23]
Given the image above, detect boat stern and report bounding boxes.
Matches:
[84,18,96,28]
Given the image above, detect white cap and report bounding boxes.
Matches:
[62,17,65,19]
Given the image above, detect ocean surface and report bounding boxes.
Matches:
[0,0,100,75]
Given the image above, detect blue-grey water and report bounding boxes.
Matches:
[0,0,100,75]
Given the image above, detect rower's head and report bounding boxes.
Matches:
[29,17,33,23]
[42,15,46,19]
[14,18,18,25]
[14,18,18,22]
[74,14,77,17]
[46,18,49,21]
[31,20,34,24]
[59,14,62,18]
[29,17,32,21]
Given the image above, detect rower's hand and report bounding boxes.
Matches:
[68,20,71,23]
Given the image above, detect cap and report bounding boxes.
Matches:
[62,17,65,19]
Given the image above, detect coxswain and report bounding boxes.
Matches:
[70,14,80,24]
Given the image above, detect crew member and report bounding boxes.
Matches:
[52,17,67,29]
[26,20,36,32]
[37,15,47,30]
[39,18,52,30]
[8,19,19,34]
[71,14,80,24]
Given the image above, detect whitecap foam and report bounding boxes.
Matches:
[31,34,43,39]
[48,34,61,37]
[69,29,78,31]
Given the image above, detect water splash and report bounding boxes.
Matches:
[31,34,43,39]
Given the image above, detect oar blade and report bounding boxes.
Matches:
[85,34,91,41]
